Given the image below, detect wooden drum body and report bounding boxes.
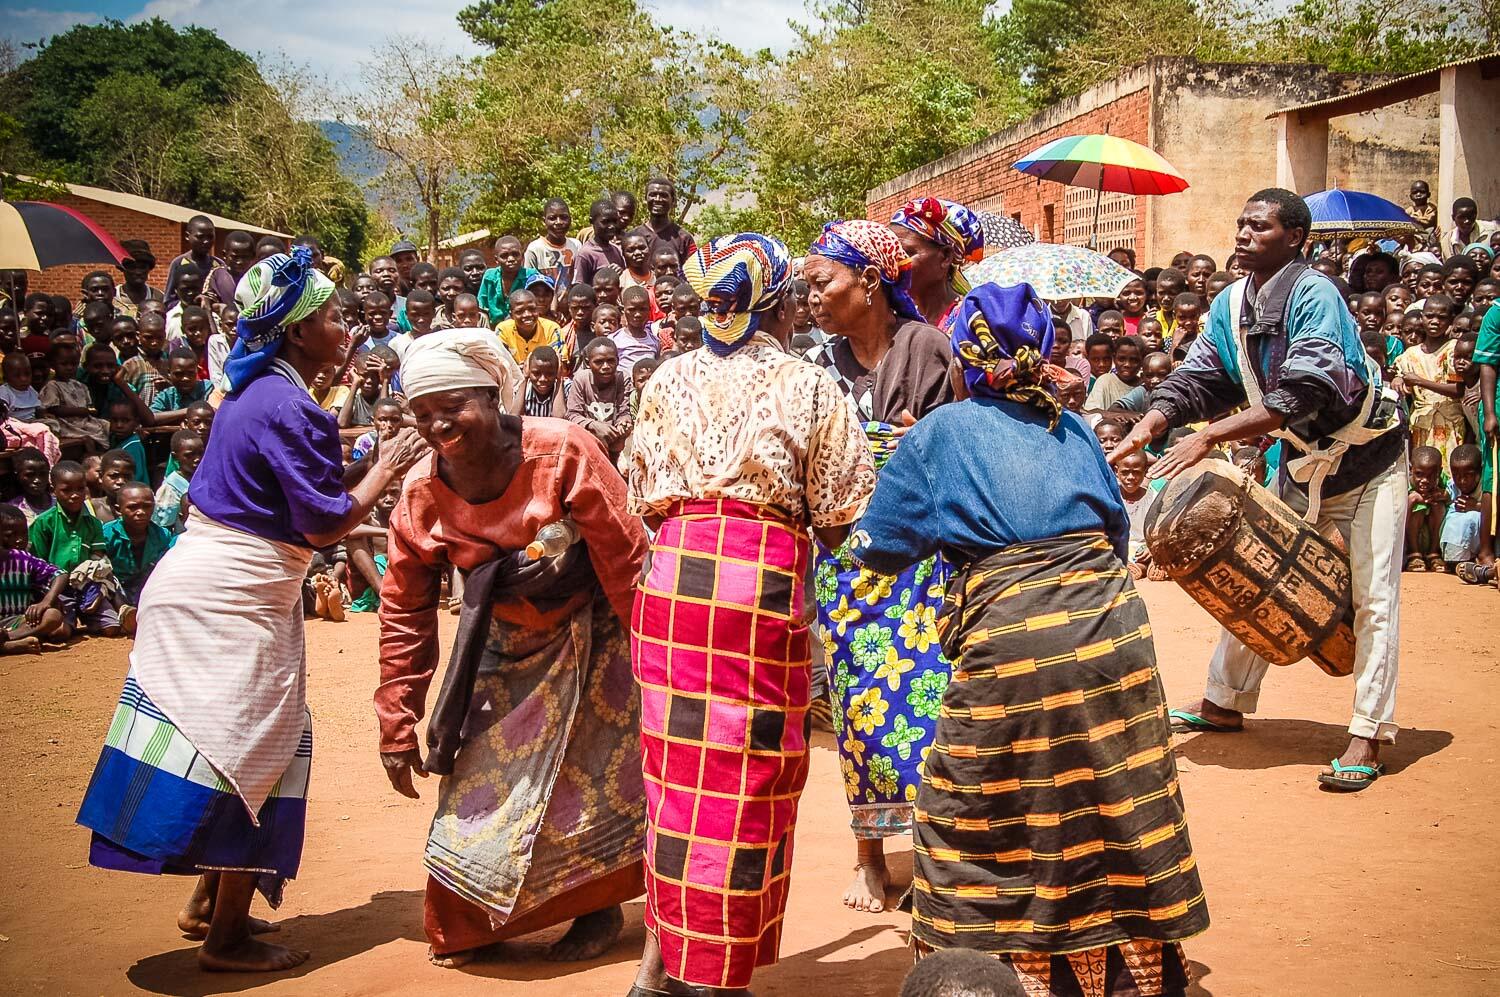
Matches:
[1144,460,1355,677]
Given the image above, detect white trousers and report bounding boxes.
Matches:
[1204,454,1408,742]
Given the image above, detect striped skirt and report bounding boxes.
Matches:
[76,671,311,907]
[912,533,1207,977]
[631,499,811,989]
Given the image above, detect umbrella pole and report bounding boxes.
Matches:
[1089,187,1103,250]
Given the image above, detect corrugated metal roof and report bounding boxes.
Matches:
[1269,52,1500,118]
[15,176,288,237]
[432,228,490,250]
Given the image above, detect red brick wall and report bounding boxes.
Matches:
[866,89,1151,255]
[29,195,183,302]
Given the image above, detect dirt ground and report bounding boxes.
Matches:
[1,576,1496,996]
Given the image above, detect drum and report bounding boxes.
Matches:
[1144,459,1355,677]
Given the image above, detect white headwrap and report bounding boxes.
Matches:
[401,329,522,407]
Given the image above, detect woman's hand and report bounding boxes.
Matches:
[1148,429,1218,481]
[381,748,427,799]
[375,427,428,476]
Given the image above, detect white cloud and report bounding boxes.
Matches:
[2,7,101,44]
[645,0,806,53]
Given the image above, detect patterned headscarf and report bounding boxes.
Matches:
[228,245,335,392]
[683,233,792,356]
[808,219,924,323]
[890,197,985,295]
[952,282,1068,429]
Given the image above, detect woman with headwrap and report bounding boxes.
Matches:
[77,247,427,973]
[889,196,985,331]
[625,233,875,996]
[849,282,1209,995]
[376,329,650,970]
[800,219,956,914]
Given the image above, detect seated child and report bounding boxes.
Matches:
[510,346,566,418]
[1405,445,1449,573]
[0,504,69,651]
[352,398,406,461]
[7,447,54,524]
[97,448,139,508]
[1,350,41,421]
[1440,444,1484,566]
[153,430,204,534]
[106,399,150,484]
[102,481,175,621]
[29,460,120,636]
[304,546,349,622]
[81,455,115,523]
[147,348,212,424]
[39,338,110,449]
[566,337,632,463]
[346,480,400,614]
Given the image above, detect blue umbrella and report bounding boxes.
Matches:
[1305,189,1417,238]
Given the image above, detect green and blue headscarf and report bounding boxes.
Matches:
[228,245,335,392]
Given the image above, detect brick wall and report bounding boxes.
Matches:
[29,194,183,302]
[867,78,1151,256]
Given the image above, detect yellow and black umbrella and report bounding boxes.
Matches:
[1,200,129,271]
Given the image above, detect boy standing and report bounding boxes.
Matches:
[611,285,660,380]
[525,199,581,287]
[566,338,632,463]
[572,197,627,288]
[477,236,541,327]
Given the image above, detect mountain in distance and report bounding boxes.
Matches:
[318,120,385,199]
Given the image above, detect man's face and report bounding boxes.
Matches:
[1113,345,1143,383]
[53,471,87,515]
[168,357,199,394]
[496,240,523,273]
[406,298,436,336]
[187,220,215,256]
[225,240,253,276]
[1142,354,1172,390]
[1235,200,1302,274]
[83,275,114,302]
[621,294,649,332]
[622,235,650,272]
[392,251,418,282]
[645,182,674,220]
[527,357,559,396]
[370,259,399,295]
[121,260,152,288]
[586,347,618,383]
[460,254,487,291]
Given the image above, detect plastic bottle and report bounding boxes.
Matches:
[526,518,580,560]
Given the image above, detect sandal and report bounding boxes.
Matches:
[1403,554,1426,572]
[1317,758,1385,792]
[1168,709,1243,734]
[1426,554,1448,574]
[1456,561,1497,585]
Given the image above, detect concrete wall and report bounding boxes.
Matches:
[1149,60,1400,266]
[31,195,183,299]
[1325,93,1441,207]
[1440,62,1500,215]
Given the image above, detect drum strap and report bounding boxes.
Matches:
[1226,272,1399,523]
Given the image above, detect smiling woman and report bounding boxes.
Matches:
[375,328,651,970]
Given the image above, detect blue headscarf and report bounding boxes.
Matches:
[227,245,335,392]
[952,282,1064,428]
[683,233,792,356]
[807,219,924,323]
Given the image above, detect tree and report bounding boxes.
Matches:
[344,41,471,261]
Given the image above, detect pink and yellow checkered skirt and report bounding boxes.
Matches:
[631,499,812,989]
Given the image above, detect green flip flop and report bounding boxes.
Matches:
[1317,758,1385,792]
[1168,709,1242,734]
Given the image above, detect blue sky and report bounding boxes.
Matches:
[3,0,808,82]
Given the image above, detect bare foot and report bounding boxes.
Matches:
[0,636,41,655]
[428,945,477,969]
[547,905,624,961]
[179,910,279,940]
[198,937,309,973]
[843,861,888,913]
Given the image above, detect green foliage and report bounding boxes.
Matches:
[1253,0,1485,73]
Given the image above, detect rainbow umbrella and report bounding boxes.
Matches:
[0,200,128,271]
[1014,135,1189,196]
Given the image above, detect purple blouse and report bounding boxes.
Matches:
[188,366,353,547]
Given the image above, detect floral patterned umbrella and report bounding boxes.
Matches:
[963,242,1136,300]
